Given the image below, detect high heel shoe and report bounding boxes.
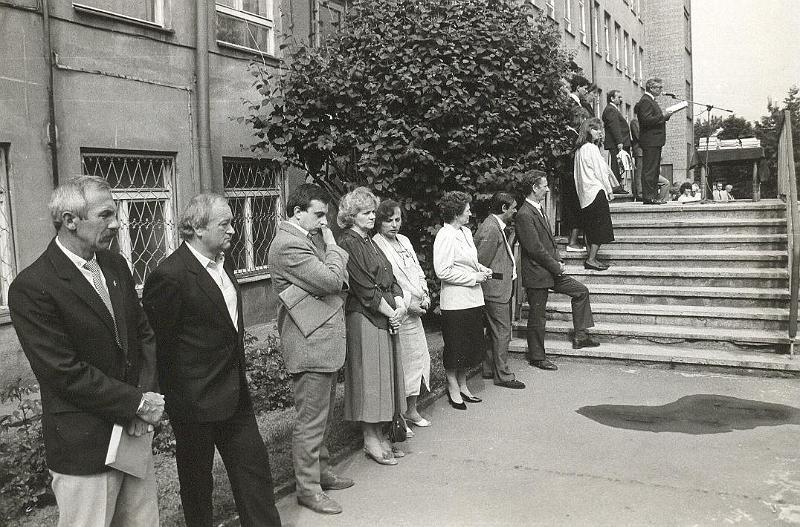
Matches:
[364,447,398,466]
[447,391,467,410]
[460,392,482,403]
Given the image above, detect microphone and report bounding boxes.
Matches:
[664,92,678,98]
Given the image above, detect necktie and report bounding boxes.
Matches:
[84,259,120,345]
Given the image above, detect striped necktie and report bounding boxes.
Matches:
[84,259,121,346]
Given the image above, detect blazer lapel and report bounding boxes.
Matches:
[177,243,238,333]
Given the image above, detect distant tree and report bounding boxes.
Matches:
[694,115,724,144]
[754,85,800,188]
[693,115,754,144]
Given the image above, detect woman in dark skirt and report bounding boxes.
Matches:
[574,117,616,271]
[433,191,493,410]
[337,187,407,465]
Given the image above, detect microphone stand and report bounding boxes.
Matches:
[665,94,733,200]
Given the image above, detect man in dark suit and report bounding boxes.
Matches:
[602,89,631,192]
[515,171,599,371]
[268,184,353,515]
[143,194,281,527]
[634,77,677,204]
[475,191,525,389]
[9,175,163,526]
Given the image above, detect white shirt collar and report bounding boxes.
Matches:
[492,214,507,231]
[570,93,581,105]
[55,236,92,269]
[526,197,544,212]
[185,241,224,269]
[286,220,309,238]
[609,102,619,110]
[645,91,656,100]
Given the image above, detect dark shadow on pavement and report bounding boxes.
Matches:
[576,394,800,434]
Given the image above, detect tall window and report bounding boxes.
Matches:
[631,38,637,81]
[638,46,644,83]
[563,0,572,32]
[684,8,692,52]
[73,0,167,27]
[578,0,587,43]
[686,80,693,120]
[614,22,621,69]
[545,0,555,18]
[223,158,283,275]
[603,12,611,62]
[623,31,630,75]
[0,146,15,306]
[216,0,274,55]
[315,0,347,45]
[81,150,177,287]
[593,2,600,54]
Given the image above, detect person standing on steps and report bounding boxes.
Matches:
[634,77,679,205]
[602,89,632,194]
[475,191,526,390]
[564,75,593,252]
[515,171,600,372]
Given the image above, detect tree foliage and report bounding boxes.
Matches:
[246,0,573,288]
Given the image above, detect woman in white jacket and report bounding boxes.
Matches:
[574,117,616,271]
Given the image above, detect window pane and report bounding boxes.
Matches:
[82,154,167,189]
[251,196,278,268]
[228,198,248,271]
[241,0,268,17]
[223,158,279,189]
[217,11,271,51]
[120,200,168,286]
[77,0,159,22]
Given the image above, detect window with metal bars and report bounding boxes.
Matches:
[0,146,15,306]
[222,158,283,276]
[81,150,177,288]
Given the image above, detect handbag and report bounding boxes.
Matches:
[387,330,407,443]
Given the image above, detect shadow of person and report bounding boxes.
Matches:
[576,394,800,434]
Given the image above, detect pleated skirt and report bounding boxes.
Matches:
[343,311,404,423]
[441,306,485,370]
[582,190,615,245]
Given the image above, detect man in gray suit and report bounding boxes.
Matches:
[475,192,525,389]
[268,184,353,515]
[515,171,599,371]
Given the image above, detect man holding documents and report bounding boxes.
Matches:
[634,77,684,204]
[268,183,353,515]
[9,175,162,526]
[143,193,281,527]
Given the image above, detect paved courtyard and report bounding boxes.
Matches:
[275,357,800,526]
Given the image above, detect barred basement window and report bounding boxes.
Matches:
[81,150,177,288]
[0,146,16,306]
[223,158,283,276]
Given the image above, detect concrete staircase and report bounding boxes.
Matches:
[509,199,795,371]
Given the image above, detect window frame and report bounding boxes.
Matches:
[603,12,611,63]
[215,0,275,56]
[593,2,600,55]
[0,146,16,308]
[631,38,638,81]
[563,0,572,33]
[545,0,555,19]
[313,0,347,47]
[614,22,621,70]
[73,0,170,30]
[623,31,630,76]
[578,0,587,44]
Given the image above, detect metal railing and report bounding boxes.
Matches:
[776,110,798,355]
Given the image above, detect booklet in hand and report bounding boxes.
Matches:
[279,283,344,338]
[105,423,153,479]
[666,100,688,114]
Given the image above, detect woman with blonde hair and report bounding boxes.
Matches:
[337,187,406,465]
[574,117,615,271]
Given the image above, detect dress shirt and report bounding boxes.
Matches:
[55,237,110,296]
[574,142,615,209]
[186,242,238,329]
[492,215,517,281]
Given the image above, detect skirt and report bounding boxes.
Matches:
[343,311,405,423]
[560,164,582,231]
[581,190,615,245]
[398,314,431,397]
[441,306,485,370]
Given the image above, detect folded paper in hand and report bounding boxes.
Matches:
[105,424,153,478]
[279,283,344,338]
[666,100,688,113]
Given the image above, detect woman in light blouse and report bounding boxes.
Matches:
[373,199,432,430]
[433,191,492,410]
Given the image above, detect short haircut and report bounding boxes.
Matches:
[286,183,329,217]
[519,170,548,196]
[607,89,620,103]
[375,199,402,227]
[48,175,112,230]
[178,193,228,240]
[488,192,516,215]
[645,77,663,92]
[679,182,693,194]
[439,191,472,223]
[570,75,591,92]
[337,187,378,229]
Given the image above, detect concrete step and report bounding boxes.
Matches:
[560,249,787,269]
[543,301,788,330]
[510,319,790,352]
[554,234,788,251]
[560,265,788,288]
[508,337,798,372]
[520,284,790,309]
[610,217,786,236]
[608,200,786,220]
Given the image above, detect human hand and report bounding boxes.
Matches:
[559,262,567,275]
[321,226,336,246]
[126,416,155,437]
[475,271,489,284]
[408,301,426,317]
[136,392,165,425]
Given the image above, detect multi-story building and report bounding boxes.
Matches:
[532,0,694,183]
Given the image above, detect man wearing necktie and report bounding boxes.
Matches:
[9,175,163,526]
[143,193,281,527]
[515,171,599,372]
[475,191,526,389]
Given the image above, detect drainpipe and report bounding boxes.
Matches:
[587,0,596,85]
[41,0,59,187]
[196,0,213,191]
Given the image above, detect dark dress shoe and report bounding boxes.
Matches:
[297,492,343,514]
[496,379,526,389]
[447,391,467,410]
[583,261,608,271]
[460,392,482,403]
[573,336,601,349]
[530,359,558,370]
[612,186,628,194]
[320,472,354,491]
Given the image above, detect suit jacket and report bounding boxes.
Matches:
[268,222,348,374]
[634,94,669,148]
[602,103,631,150]
[433,223,485,310]
[8,239,157,475]
[474,216,514,304]
[142,242,248,423]
[514,201,562,289]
